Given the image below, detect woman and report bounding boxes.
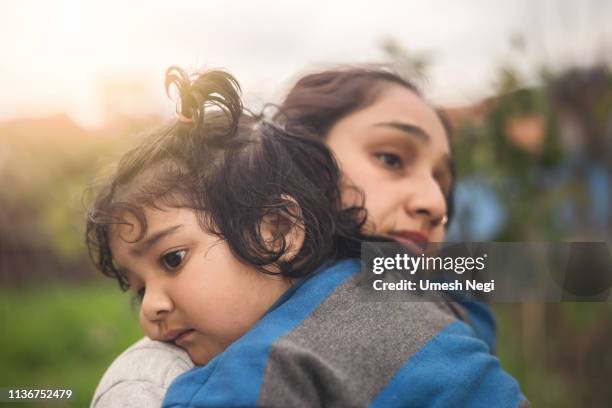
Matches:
[276,68,453,244]
[91,67,525,407]
[275,68,496,350]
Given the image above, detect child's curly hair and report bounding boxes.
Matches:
[86,67,368,291]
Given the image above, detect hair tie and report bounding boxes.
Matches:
[177,113,194,123]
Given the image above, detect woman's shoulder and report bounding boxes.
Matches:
[91,337,194,408]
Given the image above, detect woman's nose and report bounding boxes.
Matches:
[403,175,447,224]
[140,284,174,323]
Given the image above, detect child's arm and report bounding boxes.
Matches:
[91,338,194,408]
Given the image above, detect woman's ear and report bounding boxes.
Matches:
[259,195,305,263]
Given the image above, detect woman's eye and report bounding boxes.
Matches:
[161,250,186,270]
[375,152,404,170]
[434,171,452,197]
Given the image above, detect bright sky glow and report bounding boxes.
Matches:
[1,0,610,128]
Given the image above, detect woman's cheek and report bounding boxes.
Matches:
[338,178,364,209]
[360,194,388,234]
[430,226,445,242]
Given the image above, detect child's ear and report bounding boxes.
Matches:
[259,195,305,263]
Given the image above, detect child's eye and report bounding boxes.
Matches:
[129,285,146,306]
[375,152,404,170]
[136,286,146,301]
[161,250,187,270]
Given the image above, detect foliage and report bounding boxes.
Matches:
[0,116,155,286]
[382,38,612,406]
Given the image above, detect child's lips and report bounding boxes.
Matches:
[173,329,196,346]
[161,328,195,344]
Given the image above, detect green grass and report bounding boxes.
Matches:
[1,282,142,408]
[2,285,610,407]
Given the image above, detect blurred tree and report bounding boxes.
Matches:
[0,114,160,287]
[382,35,612,407]
[380,37,432,89]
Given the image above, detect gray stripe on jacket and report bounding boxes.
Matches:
[258,274,457,407]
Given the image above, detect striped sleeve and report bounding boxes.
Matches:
[371,321,528,408]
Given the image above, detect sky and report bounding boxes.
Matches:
[1,0,610,128]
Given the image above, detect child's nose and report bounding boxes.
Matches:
[141,285,174,322]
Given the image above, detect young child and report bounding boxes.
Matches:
[87,67,528,407]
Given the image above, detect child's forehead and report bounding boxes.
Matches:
[108,205,199,253]
[108,209,143,244]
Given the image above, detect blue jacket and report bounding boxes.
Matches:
[164,259,528,407]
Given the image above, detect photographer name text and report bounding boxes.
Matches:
[372,279,495,293]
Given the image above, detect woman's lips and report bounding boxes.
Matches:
[388,230,429,252]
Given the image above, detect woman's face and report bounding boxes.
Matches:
[326,84,452,246]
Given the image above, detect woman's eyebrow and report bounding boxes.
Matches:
[131,225,183,256]
[373,121,430,143]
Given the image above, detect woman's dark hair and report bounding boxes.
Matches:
[86,67,367,291]
[274,67,455,221]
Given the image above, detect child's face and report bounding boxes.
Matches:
[109,204,292,365]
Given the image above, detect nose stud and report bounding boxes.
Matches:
[440,215,448,226]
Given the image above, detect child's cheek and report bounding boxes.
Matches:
[138,309,157,338]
